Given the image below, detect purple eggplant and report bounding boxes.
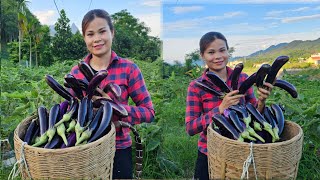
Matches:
[55,99,79,127]
[93,98,128,117]
[213,114,243,141]
[228,110,256,141]
[86,70,108,99]
[24,119,39,144]
[75,96,88,141]
[264,107,280,142]
[44,134,62,149]
[46,103,60,142]
[256,64,271,87]
[265,56,289,84]
[271,104,285,136]
[230,63,244,90]
[274,79,298,98]
[206,71,231,93]
[59,100,69,120]
[61,132,77,148]
[103,82,122,100]
[245,103,276,140]
[195,80,224,98]
[229,104,251,127]
[64,73,84,99]
[87,101,113,143]
[45,75,73,101]
[86,98,94,127]
[238,73,257,94]
[76,105,103,145]
[32,106,49,147]
[78,60,95,82]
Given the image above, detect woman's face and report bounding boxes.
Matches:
[83,17,114,57]
[201,39,229,73]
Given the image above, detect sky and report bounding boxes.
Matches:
[163,0,320,63]
[27,0,161,37]
[27,0,320,64]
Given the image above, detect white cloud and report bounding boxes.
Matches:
[172,6,204,14]
[281,14,320,23]
[33,10,57,25]
[163,38,199,64]
[141,0,161,7]
[292,7,310,12]
[136,13,161,37]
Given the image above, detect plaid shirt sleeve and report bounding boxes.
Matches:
[185,81,221,136]
[121,63,155,125]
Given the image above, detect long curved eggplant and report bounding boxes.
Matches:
[245,103,276,140]
[229,105,251,127]
[46,104,60,142]
[230,63,244,90]
[103,82,122,100]
[93,98,128,117]
[32,106,49,147]
[44,134,62,149]
[24,119,38,144]
[238,73,257,94]
[228,110,256,141]
[264,106,280,142]
[78,60,95,82]
[271,104,285,136]
[55,99,79,127]
[213,114,243,141]
[87,101,113,143]
[195,80,224,98]
[265,55,289,84]
[45,75,73,101]
[76,105,103,145]
[61,132,77,148]
[75,96,88,141]
[206,71,231,93]
[274,79,298,98]
[59,100,69,120]
[64,74,84,99]
[256,64,271,87]
[86,70,109,100]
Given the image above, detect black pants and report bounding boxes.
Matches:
[112,147,133,179]
[194,150,209,180]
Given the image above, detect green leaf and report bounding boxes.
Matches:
[146,139,160,152]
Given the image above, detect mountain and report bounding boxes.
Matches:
[232,38,320,61]
[49,23,80,36]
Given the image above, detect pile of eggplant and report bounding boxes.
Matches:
[198,55,298,143]
[22,61,128,149]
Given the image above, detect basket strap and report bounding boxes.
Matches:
[241,142,257,180]
[115,121,143,179]
[8,142,32,180]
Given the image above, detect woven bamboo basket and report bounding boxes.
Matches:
[14,114,116,179]
[207,121,303,180]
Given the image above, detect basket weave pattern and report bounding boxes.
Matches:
[207,121,303,180]
[14,115,116,179]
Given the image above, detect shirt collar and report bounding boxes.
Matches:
[83,50,119,64]
[200,66,233,83]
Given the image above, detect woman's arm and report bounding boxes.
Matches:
[121,64,155,125]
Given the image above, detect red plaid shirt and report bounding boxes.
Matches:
[70,51,155,149]
[185,67,257,155]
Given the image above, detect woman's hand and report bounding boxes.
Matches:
[257,82,273,102]
[219,90,244,114]
[256,82,274,112]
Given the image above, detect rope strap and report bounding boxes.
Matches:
[8,142,32,180]
[240,142,257,180]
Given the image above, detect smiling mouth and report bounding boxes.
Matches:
[93,44,104,48]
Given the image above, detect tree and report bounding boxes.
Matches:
[185,49,200,71]
[52,9,73,61]
[16,0,29,64]
[112,10,161,61]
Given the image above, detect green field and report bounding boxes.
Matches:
[1,60,319,179]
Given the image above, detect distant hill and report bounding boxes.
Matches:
[232,38,320,62]
[49,23,80,36]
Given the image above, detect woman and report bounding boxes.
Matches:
[185,32,273,180]
[70,9,155,179]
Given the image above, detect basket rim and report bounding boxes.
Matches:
[14,114,116,152]
[208,120,303,147]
